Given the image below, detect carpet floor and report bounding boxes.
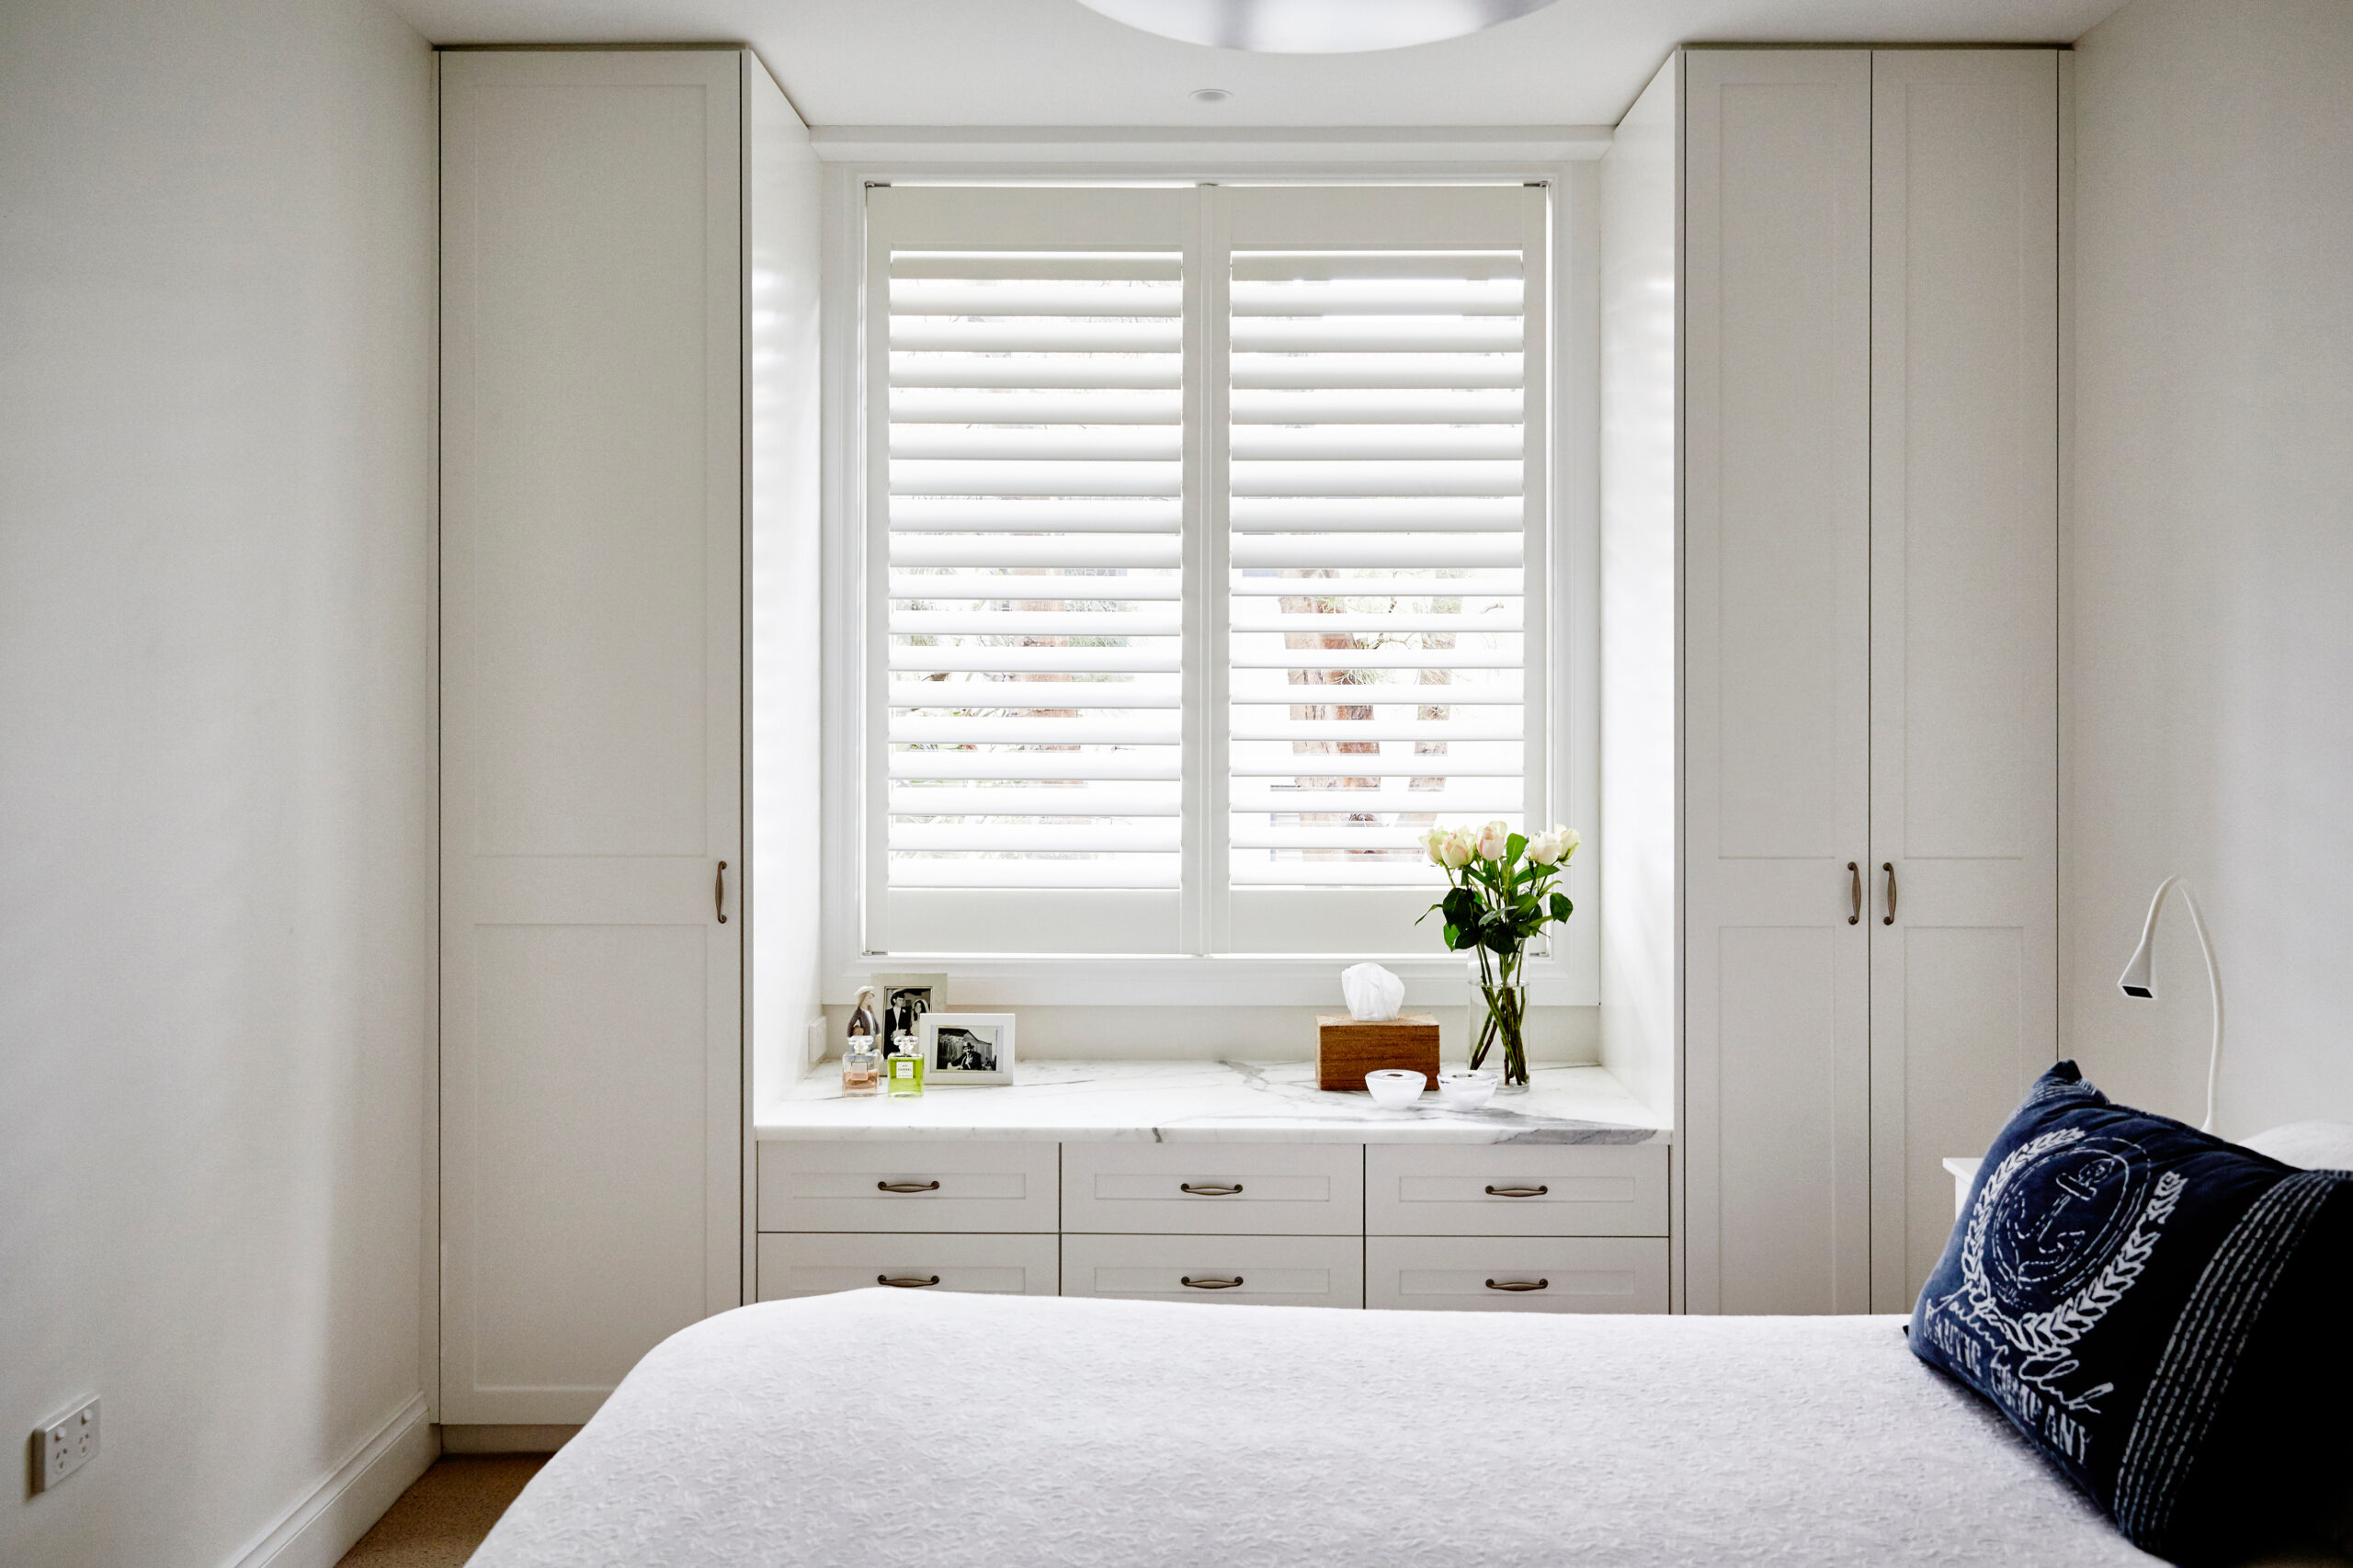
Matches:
[335,1456,549,1567]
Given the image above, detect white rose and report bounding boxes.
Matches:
[1527,831,1561,866]
[1421,827,1449,867]
[1439,828,1474,869]
[1555,826,1581,859]
[1475,821,1510,862]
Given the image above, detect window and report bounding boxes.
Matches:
[866,184,1550,957]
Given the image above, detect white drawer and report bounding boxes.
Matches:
[1366,1142,1667,1237]
[757,1233,1059,1301]
[1061,1142,1363,1235]
[757,1141,1058,1233]
[1061,1233,1363,1308]
[1367,1236,1669,1312]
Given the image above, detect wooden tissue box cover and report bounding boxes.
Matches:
[1315,1014,1441,1093]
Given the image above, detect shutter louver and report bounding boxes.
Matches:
[1226,250,1529,887]
[885,249,1186,891]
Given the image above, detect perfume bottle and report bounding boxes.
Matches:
[885,1031,925,1097]
[843,985,882,1096]
[842,1036,881,1096]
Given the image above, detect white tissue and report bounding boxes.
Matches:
[1341,962,1405,1022]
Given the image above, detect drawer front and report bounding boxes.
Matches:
[1062,1142,1363,1235]
[1367,1236,1669,1313]
[1062,1233,1364,1308]
[758,1141,1058,1233]
[1366,1143,1667,1237]
[757,1233,1059,1301]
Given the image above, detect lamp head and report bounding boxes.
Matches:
[2118,941,2155,999]
[2118,876,2180,999]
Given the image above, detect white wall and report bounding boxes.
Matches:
[2068,0,2353,1132]
[1596,54,1681,1124]
[0,0,438,1562]
[747,58,826,1109]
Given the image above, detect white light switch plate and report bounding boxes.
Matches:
[36,1396,100,1491]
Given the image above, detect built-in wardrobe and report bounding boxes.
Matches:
[1599,48,2062,1315]
[438,47,821,1426]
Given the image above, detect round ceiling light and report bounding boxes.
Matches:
[1075,0,1563,54]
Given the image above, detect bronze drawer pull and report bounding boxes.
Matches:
[877,1274,939,1289]
[1848,861,1861,925]
[1180,1276,1245,1290]
[1485,1278,1550,1292]
[715,861,728,923]
[1484,1184,1549,1198]
[1884,861,1898,925]
[1180,1182,1244,1196]
[876,1179,941,1193]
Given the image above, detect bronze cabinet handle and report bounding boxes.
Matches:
[1485,1278,1550,1292]
[1484,1184,1549,1198]
[1883,861,1898,926]
[877,1275,939,1289]
[1848,861,1861,925]
[715,861,728,923]
[876,1179,941,1194]
[1180,1276,1245,1290]
[1179,1182,1244,1196]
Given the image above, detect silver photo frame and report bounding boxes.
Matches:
[918,1012,1016,1086]
[870,972,947,1049]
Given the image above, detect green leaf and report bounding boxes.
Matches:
[1506,832,1528,866]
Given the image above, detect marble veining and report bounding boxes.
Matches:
[756,1059,1670,1145]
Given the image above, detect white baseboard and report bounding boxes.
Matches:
[222,1392,437,1568]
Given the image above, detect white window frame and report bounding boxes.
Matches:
[815,135,1603,1010]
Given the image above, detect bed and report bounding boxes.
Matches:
[462,1287,2341,1568]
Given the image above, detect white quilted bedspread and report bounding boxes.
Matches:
[471,1289,2168,1568]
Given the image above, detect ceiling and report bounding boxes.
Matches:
[388,0,2125,128]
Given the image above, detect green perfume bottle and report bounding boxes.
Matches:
[885,1033,925,1097]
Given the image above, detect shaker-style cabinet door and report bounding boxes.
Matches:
[439,49,756,1424]
[1867,48,2061,1310]
[1680,49,1875,1316]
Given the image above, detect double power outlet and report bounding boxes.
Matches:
[33,1396,100,1492]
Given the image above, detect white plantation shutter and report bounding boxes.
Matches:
[1215,186,1546,953]
[867,189,1192,954]
[1226,245,1530,892]
[864,184,1548,957]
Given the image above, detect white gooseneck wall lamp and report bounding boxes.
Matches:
[2116,876,2225,1131]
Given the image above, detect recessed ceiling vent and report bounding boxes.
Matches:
[1075,0,1562,54]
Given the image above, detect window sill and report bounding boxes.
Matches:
[832,951,1595,1009]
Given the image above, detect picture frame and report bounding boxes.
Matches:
[917,1012,1016,1086]
[869,972,947,1049]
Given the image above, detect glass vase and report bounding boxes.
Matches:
[1466,949,1530,1091]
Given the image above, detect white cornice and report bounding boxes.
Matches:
[808,124,1614,165]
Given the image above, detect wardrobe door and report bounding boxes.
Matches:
[1682,51,1874,1315]
[1868,49,2060,1309]
[439,51,744,1423]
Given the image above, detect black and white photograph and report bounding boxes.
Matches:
[870,971,946,1047]
[916,1012,1017,1085]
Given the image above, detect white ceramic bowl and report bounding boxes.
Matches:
[1437,1070,1499,1111]
[1364,1069,1427,1108]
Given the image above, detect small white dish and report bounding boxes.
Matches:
[1364,1069,1427,1108]
[1437,1070,1499,1111]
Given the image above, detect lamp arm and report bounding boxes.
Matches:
[2118,877,2226,1132]
[2175,885,2224,1133]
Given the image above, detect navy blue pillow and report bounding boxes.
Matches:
[1910,1062,2353,1565]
